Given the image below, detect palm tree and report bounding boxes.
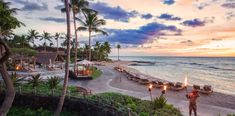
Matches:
[94,41,100,60]
[117,44,121,61]
[71,0,90,74]
[40,31,52,51]
[77,12,108,61]
[103,41,111,60]
[0,1,24,115]
[27,29,40,47]
[55,0,71,115]
[61,0,93,74]
[54,33,62,52]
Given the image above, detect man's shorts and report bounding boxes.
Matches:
[189,102,197,110]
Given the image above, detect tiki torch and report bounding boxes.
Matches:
[148,84,153,101]
[184,75,188,93]
[162,85,167,95]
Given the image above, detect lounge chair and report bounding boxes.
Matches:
[152,81,164,88]
[138,78,150,85]
[132,76,140,82]
[193,85,200,90]
[169,82,186,91]
[198,85,213,95]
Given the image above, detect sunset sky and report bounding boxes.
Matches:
[7,0,235,57]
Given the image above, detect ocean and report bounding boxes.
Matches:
[110,56,235,95]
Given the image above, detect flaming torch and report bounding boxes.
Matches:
[184,75,188,93]
[15,65,21,71]
[162,85,167,95]
[148,84,153,101]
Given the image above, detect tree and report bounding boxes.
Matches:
[117,44,121,61]
[55,0,71,115]
[0,1,24,115]
[54,33,62,52]
[94,41,100,60]
[61,0,93,74]
[27,29,40,47]
[77,12,107,61]
[40,31,52,51]
[11,35,30,48]
[102,41,111,60]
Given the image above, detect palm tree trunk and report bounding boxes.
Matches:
[44,39,46,51]
[88,31,91,61]
[73,11,78,74]
[118,48,119,61]
[54,0,71,115]
[56,39,59,53]
[0,39,15,115]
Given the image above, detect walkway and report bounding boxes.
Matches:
[68,65,235,116]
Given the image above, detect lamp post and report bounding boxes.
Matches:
[148,84,153,101]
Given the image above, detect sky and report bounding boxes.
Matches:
[6,0,235,57]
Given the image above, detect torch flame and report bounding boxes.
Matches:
[184,75,188,86]
[15,65,20,71]
[149,84,153,89]
[163,85,167,91]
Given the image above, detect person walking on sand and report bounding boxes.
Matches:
[186,89,200,116]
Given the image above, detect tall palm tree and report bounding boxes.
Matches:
[27,29,40,47]
[117,44,121,61]
[71,0,90,73]
[54,33,62,52]
[0,1,24,115]
[61,0,93,74]
[55,0,71,115]
[77,12,108,61]
[40,31,52,51]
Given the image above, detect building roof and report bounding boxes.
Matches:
[36,52,64,65]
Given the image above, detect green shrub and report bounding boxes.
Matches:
[153,95,167,109]
[28,74,41,88]
[10,72,25,86]
[7,107,75,116]
[140,112,149,116]
[47,76,61,89]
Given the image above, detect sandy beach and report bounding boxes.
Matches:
[69,61,235,116]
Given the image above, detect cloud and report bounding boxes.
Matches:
[158,13,181,21]
[197,3,209,10]
[226,12,235,20]
[212,38,222,41]
[181,19,206,27]
[39,17,66,23]
[95,22,181,45]
[221,2,235,9]
[181,40,194,46]
[162,0,175,5]
[90,2,138,22]
[141,13,153,19]
[12,0,48,11]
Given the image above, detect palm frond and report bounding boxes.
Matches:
[91,28,108,36]
[76,26,88,31]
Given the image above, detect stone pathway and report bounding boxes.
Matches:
[68,65,235,116]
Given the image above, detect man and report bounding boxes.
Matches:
[186,89,200,116]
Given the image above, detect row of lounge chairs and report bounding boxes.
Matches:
[115,66,213,94]
[193,85,213,95]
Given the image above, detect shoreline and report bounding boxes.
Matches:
[108,61,235,111]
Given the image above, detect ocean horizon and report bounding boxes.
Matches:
[110,56,235,95]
